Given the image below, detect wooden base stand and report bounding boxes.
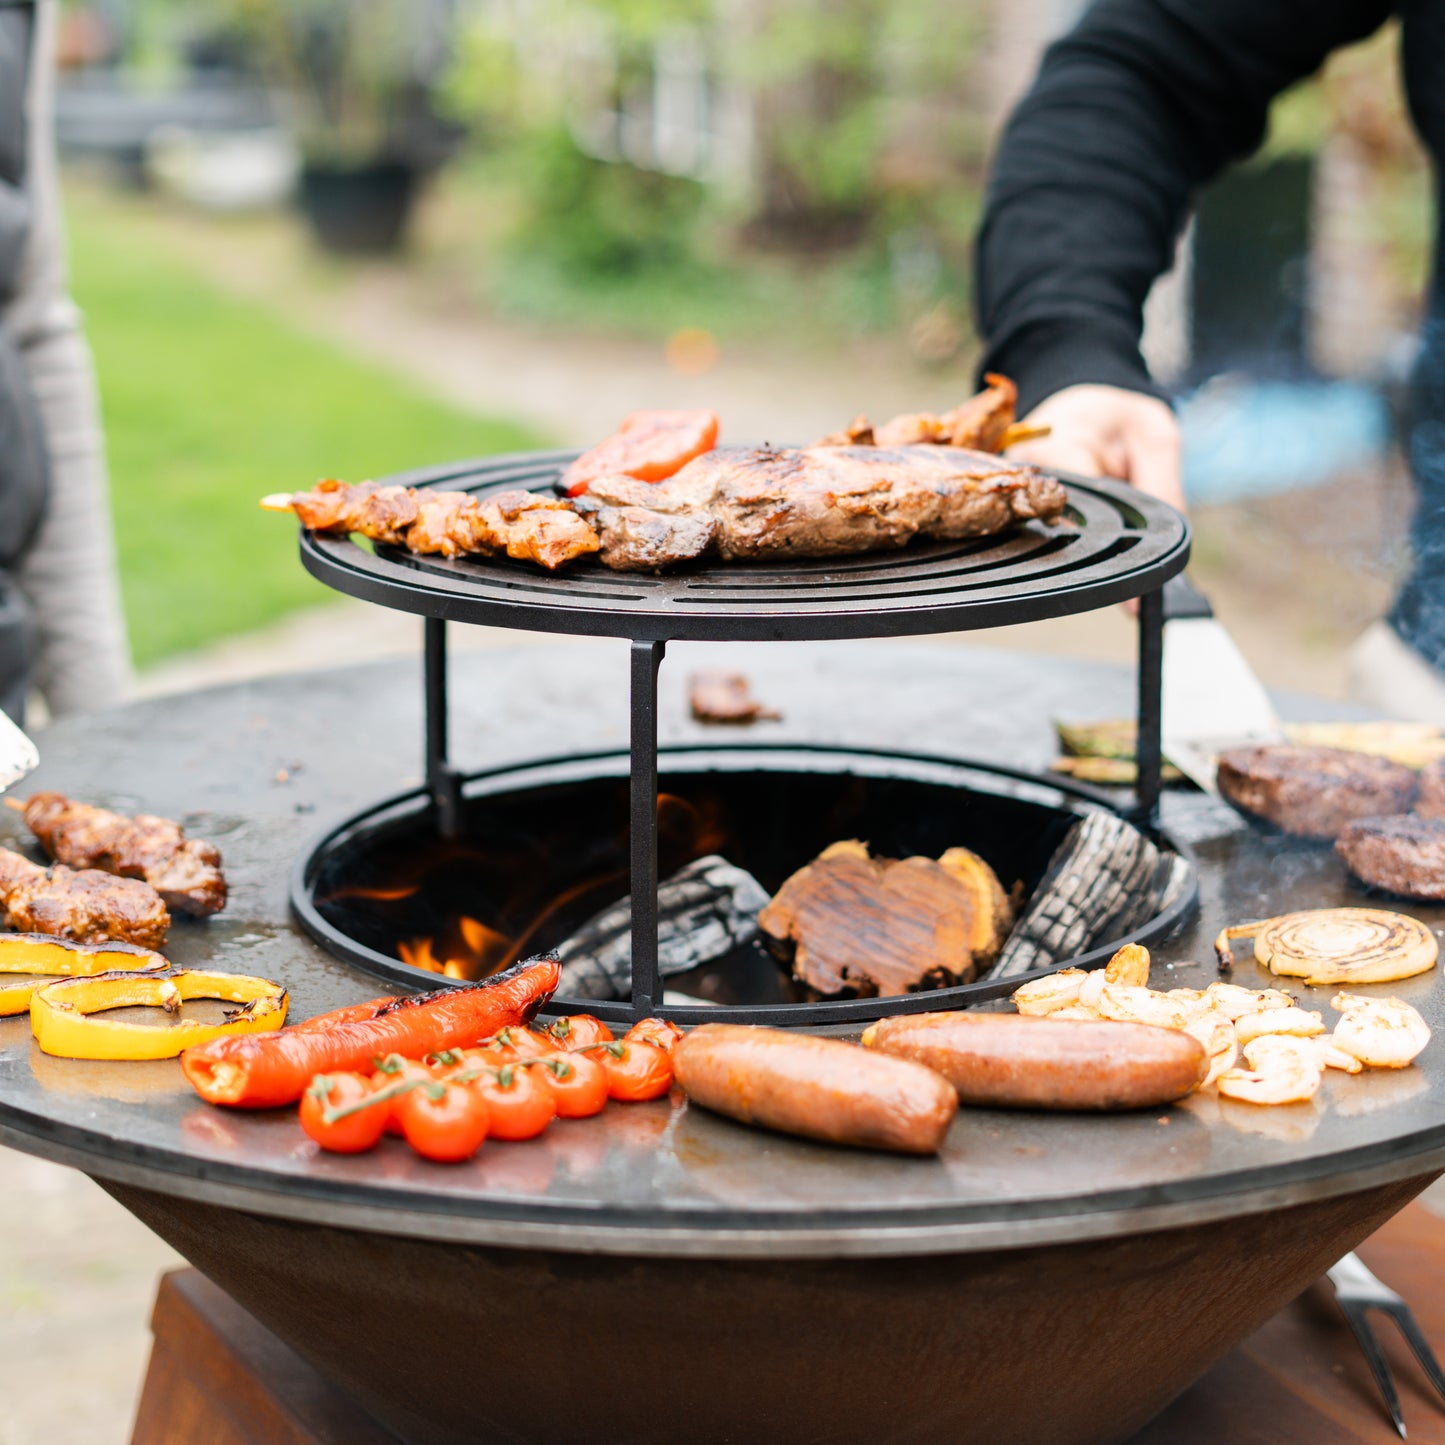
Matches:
[130,1269,400,1445]
[132,1203,1445,1445]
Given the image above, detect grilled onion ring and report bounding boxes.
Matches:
[1215,908,1437,986]
[30,968,288,1060]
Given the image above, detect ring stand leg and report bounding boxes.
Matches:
[425,618,463,839]
[629,639,666,1019]
[1133,586,1164,833]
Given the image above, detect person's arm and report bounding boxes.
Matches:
[975,0,1391,500]
[9,0,131,715]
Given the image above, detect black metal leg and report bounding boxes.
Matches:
[424,617,463,839]
[629,639,666,1019]
[1134,586,1164,833]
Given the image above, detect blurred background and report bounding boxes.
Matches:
[46,0,1431,699]
[1,2,1434,1440]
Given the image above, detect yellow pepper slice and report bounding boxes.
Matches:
[0,933,169,1017]
[30,968,288,1060]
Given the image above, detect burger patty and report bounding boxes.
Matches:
[1216,745,1417,840]
[1337,815,1445,900]
[1417,757,1445,821]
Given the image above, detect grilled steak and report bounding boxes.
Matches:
[1216,745,1418,839]
[1417,758,1445,820]
[578,444,1067,571]
[1337,815,1445,900]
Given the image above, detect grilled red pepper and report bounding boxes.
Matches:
[181,956,560,1108]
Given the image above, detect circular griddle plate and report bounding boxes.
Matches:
[298,452,1190,641]
[0,646,1442,1260]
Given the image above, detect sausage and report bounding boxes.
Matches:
[862,1012,1207,1111]
[672,1023,957,1154]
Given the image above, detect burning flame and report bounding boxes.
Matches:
[400,916,513,982]
[323,882,423,904]
[379,788,728,982]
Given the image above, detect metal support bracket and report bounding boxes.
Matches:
[629,638,666,1019]
[424,618,464,839]
[1133,586,1164,834]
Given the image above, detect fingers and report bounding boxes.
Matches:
[1007,436,1105,479]
[1009,385,1187,513]
[1123,414,1186,513]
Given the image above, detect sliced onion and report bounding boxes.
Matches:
[1215,908,1437,985]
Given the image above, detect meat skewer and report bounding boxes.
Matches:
[12,793,227,917]
[0,847,170,950]
[260,479,601,572]
[814,374,1030,452]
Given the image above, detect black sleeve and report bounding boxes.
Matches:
[974,0,1392,416]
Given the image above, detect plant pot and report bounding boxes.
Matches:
[296,160,418,255]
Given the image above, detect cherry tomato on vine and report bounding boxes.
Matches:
[472,1064,556,1141]
[589,1040,674,1102]
[534,1051,609,1119]
[300,1073,387,1154]
[491,1025,555,1059]
[624,1017,684,1054]
[369,1056,436,1136]
[397,1080,491,1163]
[544,1014,614,1051]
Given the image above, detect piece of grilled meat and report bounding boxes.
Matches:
[1416,758,1445,820]
[578,443,1067,571]
[815,374,1018,452]
[21,793,226,917]
[1216,745,1418,840]
[1337,815,1445,900]
[0,847,170,949]
[285,479,601,571]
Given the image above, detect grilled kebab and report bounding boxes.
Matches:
[815,373,1021,451]
[19,793,226,916]
[0,848,170,950]
[265,479,601,571]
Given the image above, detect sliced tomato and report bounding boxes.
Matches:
[472,1064,556,1141]
[589,1040,675,1102]
[397,1080,490,1163]
[561,410,719,496]
[534,1051,609,1119]
[299,1072,388,1154]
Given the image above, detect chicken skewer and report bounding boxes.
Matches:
[812,375,1048,451]
[9,793,227,917]
[259,479,600,572]
[0,847,170,950]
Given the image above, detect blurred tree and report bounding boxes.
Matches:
[447,0,987,265]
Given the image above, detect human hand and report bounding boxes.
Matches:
[1007,384,1185,512]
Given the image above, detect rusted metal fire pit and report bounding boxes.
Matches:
[0,643,1442,1444]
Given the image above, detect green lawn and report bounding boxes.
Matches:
[66,194,545,667]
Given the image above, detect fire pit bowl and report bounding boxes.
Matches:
[1,646,1443,1445]
[291,743,1198,1024]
